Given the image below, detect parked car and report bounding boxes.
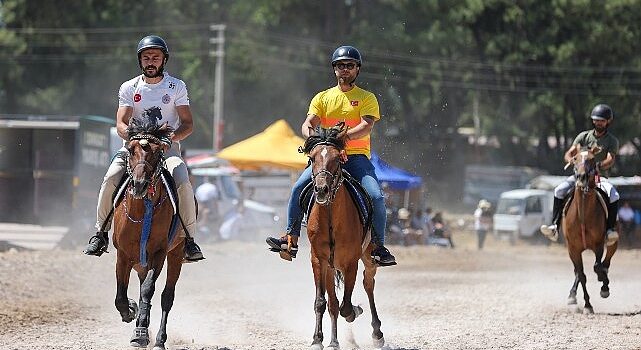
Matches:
[493,189,553,244]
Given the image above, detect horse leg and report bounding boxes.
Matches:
[153,247,183,350]
[131,255,164,348]
[567,276,579,305]
[325,268,340,350]
[570,251,592,313]
[339,261,362,323]
[310,258,326,350]
[598,240,618,299]
[362,254,384,348]
[115,251,137,323]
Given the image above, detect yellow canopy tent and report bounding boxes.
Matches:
[216,119,308,171]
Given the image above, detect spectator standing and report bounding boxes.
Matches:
[474,199,493,250]
[618,201,635,245]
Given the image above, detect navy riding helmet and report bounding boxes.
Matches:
[331,46,362,66]
[590,104,613,121]
[137,35,169,69]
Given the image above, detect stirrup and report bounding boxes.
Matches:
[540,224,558,242]
[183,237,205,263]
[267,236,297,261]
[83,232,109,256]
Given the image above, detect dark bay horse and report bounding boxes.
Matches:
[304,123,385,350]
[112,115,184,349]
[563,146,617,313]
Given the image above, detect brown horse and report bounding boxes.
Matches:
[112,115,184,350]
[304,123,385,350]
[563,146,617,313]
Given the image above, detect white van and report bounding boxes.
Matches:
[493,189,554,243]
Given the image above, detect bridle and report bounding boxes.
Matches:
[126,133,165,197]
[310,141,345,205]
[573,151,597,194]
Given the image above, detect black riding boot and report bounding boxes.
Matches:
[552,196,563,227]
[266,234,299,260]
[607,200,619,231]
[84,231,109,256]
[184,236,205,262]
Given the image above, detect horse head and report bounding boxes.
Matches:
[303,122,348,205]
[572,145,601,191]
[125,113,173,199]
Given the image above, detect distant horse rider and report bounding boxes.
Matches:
[540,103,620,246]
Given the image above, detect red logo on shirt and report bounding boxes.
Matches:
[350,100,359,106]
[134,93,142,102]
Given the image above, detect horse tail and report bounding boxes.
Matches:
[335,270,344,291]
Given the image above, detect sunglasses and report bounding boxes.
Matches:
[334,62,357,70]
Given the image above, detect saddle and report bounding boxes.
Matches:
[563,186,609,221]
[112,153,182,245]
[300,169,373,237]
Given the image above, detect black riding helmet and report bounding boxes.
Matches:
[590,104,613,121]
[137,35,169,72]
[331,46,362,66]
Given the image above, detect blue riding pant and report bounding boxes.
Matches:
[285,154,387,246]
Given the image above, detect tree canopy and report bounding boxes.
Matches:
[2,0,641,200]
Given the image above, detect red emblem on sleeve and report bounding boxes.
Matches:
[350,100,359,106]
[134,93,142,102]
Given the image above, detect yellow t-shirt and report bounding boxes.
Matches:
[307,85,380,157]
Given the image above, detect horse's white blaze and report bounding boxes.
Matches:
[321,146,328,161]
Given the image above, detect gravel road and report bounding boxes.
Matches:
[1,230,640,350]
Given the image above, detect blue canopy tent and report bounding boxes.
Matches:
[371,153,423,207]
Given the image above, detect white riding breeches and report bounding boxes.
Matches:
[553,175,619,203]
[94,142,196,237]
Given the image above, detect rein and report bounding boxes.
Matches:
[310,142,345,205]
[573,155,598,250]
[126,133,166,196]
[309,141,346,268]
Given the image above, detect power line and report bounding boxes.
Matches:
[3,23,210,34]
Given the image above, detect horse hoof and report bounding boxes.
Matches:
[354,305,363,318]
[373,335,385,348]
[600,289,610,298]
[326,345,340,350]
[584,307,594,314]
[130,327,150,348]
[567,296,577,305]
[152,345,166,350]
[309,343,323,350]
[122,299,138,323]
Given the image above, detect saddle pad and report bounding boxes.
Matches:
[563,188,609,220]
[299,170,373,234]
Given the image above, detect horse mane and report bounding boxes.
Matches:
[127,107,174,140]
[303,122,346,154]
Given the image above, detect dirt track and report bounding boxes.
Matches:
[1,230,641,350]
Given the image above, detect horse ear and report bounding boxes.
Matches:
[591,145,602,155]
[336,125,348,140]
[308,126,317,137]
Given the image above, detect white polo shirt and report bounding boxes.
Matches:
[118,73,189,130]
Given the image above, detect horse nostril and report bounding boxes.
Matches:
[315,185,329,196]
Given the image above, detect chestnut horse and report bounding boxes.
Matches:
[112,115,184,349]
[563,146,617,313]
[304,123,385,350]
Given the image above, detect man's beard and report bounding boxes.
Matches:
[339,76,354,85]
[593,123,607,133]
[143,64,164,78]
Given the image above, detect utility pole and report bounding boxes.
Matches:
[209,24,226,152]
